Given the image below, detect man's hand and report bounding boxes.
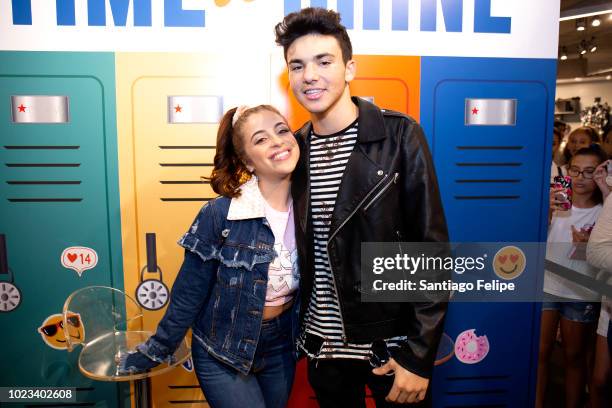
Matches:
[372,358,429,404]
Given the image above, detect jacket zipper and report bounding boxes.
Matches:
[363,172,399,212]
[326,172,392,343]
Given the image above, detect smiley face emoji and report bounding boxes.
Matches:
[38,313,84,350]
[492,246,526,280]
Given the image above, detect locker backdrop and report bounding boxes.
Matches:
[1,1,560,407]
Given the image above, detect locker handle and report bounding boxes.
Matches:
[0,234,8,275]
[145,233,158,272]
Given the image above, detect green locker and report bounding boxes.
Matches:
[0,52,127,407]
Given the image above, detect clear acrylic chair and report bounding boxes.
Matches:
[62,286,190,383]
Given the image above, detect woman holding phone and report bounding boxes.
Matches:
[537,145,609,408]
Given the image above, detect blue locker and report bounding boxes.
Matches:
[420,57,557,407]
[0,52,126,406]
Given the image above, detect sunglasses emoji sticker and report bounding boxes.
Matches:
[38,313,84,350]
[492,246,526,280]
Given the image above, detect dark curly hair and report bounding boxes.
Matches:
[208,105,284,198]
[274,7,352,64]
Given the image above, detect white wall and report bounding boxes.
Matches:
[555,80,612,131]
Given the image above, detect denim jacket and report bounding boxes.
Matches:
[136,178,300,375]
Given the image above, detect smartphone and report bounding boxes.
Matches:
[552,175,572,210]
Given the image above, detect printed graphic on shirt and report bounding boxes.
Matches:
[267,243,299,300]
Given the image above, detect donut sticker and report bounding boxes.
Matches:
[454,329,489,364]
[61,246,98,277]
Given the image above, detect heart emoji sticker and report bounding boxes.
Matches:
[61,247,98,277]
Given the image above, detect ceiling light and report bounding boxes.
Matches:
[592,17,601,26]
[607,75,612,80]
[575,77,582,81]
[590,42,597,53]
[579,40,588,55]
[576,18,586,31]
[559,10,612,21]
[560,47,568,60]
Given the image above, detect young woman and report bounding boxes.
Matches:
[120,105,300,408]
[562,126,600,165]
[586,191,612,408]
[537,145,608,408]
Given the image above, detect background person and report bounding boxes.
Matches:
[538,145,608,408]
[586,192,612,408]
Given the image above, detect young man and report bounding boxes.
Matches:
[275,8,449,407]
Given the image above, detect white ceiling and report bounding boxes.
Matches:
[559,0,612,76]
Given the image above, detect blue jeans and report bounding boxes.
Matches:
[542,293,600,323]
[192,308,296,408]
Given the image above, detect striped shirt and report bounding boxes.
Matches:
[301,119,406,360]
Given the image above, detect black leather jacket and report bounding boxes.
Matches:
[292,97,449,378]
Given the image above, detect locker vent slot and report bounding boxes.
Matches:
[4,145,80,150]
[446,389,507,395]
[25,404,95,407]
[159,146,215,150]
[158,145,216,200]
[6,163,81,167]
[446,375,510,380]
[455,196,519,200]
[160,181,209,185]
[7,181,81,185]
[444,405,506,408]
[455,163,521,167]
[8,198,83,202]
[169,400,207,404]
[456,146,523,151]
[455,179,520,183]
[159,163,213,167]
[160,198,214,202]
[4,142,83,200]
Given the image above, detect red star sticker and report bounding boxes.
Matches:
[174,105,182,113]
[18,104,26,112]
[472,107,479,115]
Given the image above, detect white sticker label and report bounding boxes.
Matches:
[11,95,70,123]
[167,95,223,124]
[61,246,98,276]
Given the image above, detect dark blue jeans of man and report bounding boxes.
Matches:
[192,308,296,408]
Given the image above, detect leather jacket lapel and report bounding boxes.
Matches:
[293,122,311,234]
[328,97,388,236]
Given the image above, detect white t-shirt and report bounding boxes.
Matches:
[264,201,298,307]
[545,204,603,300]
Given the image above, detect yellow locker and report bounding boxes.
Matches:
[116,52,270,407]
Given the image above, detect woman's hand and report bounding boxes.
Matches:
[117,349,160,375]
[593,160,611,199]
[549,186,569,211]
[571,225,590,243]
[569,225,592,260]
